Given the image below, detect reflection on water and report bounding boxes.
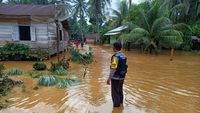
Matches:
[0,45,200,113]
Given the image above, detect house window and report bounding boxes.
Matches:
[19,26,31,41]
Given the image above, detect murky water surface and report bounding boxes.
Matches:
[0,45,200,113]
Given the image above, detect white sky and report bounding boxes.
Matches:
[111,0,142,10]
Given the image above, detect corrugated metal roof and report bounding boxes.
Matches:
[104,25,128,36]
[104,32,121,36]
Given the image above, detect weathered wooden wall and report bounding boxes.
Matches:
[0,20,69,55]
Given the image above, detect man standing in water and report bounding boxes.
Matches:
[107,42,128,107]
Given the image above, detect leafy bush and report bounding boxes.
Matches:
[33,62,47,70]
[0,77,14,97]
[38,75,58,86]
[0,64,5,78]
[68,47,94,64]
[192,25,200,37]
[49,61,69,72]
[53,69,68,75]
[6,68,24,75]
[0,42,48,61]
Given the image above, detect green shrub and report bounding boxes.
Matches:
[38,75,58,86]
[33,62,47,70]
[192,25,200,37]
[68,47,94,64]
[53,69,68,75]
[57,78,81,88]
[0,64,5,78]
[6,68,24,75]
[0,42,48,61]
[49,61,69,72]
[28,72,44,78]
[52,70,79,76]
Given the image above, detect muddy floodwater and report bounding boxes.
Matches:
[0,45,200,113]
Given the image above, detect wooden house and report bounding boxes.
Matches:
[0,4,71,56]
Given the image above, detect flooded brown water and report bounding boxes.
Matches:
[0,45,200,113]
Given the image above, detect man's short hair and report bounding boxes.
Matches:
[113,42,122,51]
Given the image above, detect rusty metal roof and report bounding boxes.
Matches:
[0,4,56,16]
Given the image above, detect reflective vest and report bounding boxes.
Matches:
[112,52,128,80]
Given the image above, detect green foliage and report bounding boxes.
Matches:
[99,25,112,44]
[52,69,79,76]
[192,25,200,37]
[110,0,129,27]
[38,75,81,88]
[119,1,187,54]
[0,77,14,97]
[57,78,81,88]
[2,42,30,51]
[33,62,47,71]
[181,30,193,51]
[0,64,5,78]
[0,100,13,110]
[6,68,24,76]
[38,75,58,86]
[68,47,94,64]
[130,2,151,25]
[0,64,5,71]
[28,72,44,78]
[0,42,48,61]
[53,69,69,76]
[49,61,69,72]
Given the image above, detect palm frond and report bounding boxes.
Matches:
[140,10,151,31]
[157,0,170,18]
[173,23,192,31]
[151,17,172,35]
[159,30,183,48]
[170,3,185,12]
[131,28,150,36]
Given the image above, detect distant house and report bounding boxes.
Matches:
[0,4,71,56]
[104,25,128,46]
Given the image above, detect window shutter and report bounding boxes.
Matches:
[31,26,36,41]
[12,26,19,41]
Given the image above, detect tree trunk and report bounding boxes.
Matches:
[170,48,174,61]
[128,0,132,22]
[95,0,101,44]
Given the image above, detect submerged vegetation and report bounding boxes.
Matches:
[33,62,47,71]
[68,47,94,64]
[38,75,81,88]
[38,75,58,86]
[6,68,24,76]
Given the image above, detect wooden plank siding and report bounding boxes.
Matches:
[0,23,14,40]
[0,21,69,56]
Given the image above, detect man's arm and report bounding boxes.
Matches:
[107,56,118,85]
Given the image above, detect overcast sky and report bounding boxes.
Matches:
[111,0,142,10]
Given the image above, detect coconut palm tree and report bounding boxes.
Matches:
[169,0,200,22]
[72,0,88,40]
[111,0,129,27]
[120,1,188,58]
[88,0,110,43]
